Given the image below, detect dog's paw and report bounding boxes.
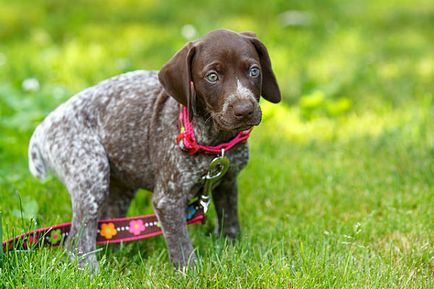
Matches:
[66,248,100,274]
[215,225,240,242]
[173,251,197,272]
[78,253,100,274]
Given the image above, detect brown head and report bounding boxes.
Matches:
[159,29,281,132]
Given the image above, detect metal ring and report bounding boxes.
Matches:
[206,156,230,180]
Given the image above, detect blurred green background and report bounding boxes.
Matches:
[0,0,433,287]
[0,0,433,139]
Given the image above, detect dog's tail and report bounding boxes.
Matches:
[28,127,48,180]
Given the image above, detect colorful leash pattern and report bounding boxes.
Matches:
[2,200,204,252]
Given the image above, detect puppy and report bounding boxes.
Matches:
[28,29,280,269]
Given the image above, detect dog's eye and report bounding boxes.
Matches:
[206,72,219,83]
[249,67,260,78]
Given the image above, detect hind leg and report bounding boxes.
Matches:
[52,137,110,271]
[99,178,136,219]
[98,179,136,252]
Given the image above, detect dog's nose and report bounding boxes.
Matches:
[232,101,254,119]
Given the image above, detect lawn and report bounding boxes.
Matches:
[0,0,433,288]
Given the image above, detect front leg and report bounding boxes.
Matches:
[152,183,196,268]
[212,172,240,240]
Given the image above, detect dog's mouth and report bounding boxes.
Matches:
[233,123,257,132]
[214,115,261,133]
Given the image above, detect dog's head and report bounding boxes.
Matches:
[159,29,280,132]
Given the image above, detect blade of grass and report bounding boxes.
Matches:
[0,211,3,264]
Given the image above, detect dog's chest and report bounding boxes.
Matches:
[171,145,249,200]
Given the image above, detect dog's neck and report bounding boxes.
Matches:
[190,112,239,148]
[163,92,240,149]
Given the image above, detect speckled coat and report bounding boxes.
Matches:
[28,29,280,270]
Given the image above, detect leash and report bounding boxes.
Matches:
[2,201,205,252]
[2,105,249,253]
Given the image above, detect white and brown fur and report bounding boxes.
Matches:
[28,29,280,270]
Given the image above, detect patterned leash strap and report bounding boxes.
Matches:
[2,200,204,252]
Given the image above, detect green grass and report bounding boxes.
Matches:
[0,0,433,288]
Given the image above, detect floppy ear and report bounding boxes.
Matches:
[241,34,281,103]
[159,42,197,120]
[239,31,257,38]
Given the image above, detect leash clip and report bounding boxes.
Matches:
[200,149,230,213]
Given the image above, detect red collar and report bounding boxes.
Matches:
[176,106,252,155]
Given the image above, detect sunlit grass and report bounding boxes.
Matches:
[261,97,432,144]
[0,0,433,287]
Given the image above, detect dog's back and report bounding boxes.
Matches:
[28,70,160,184]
